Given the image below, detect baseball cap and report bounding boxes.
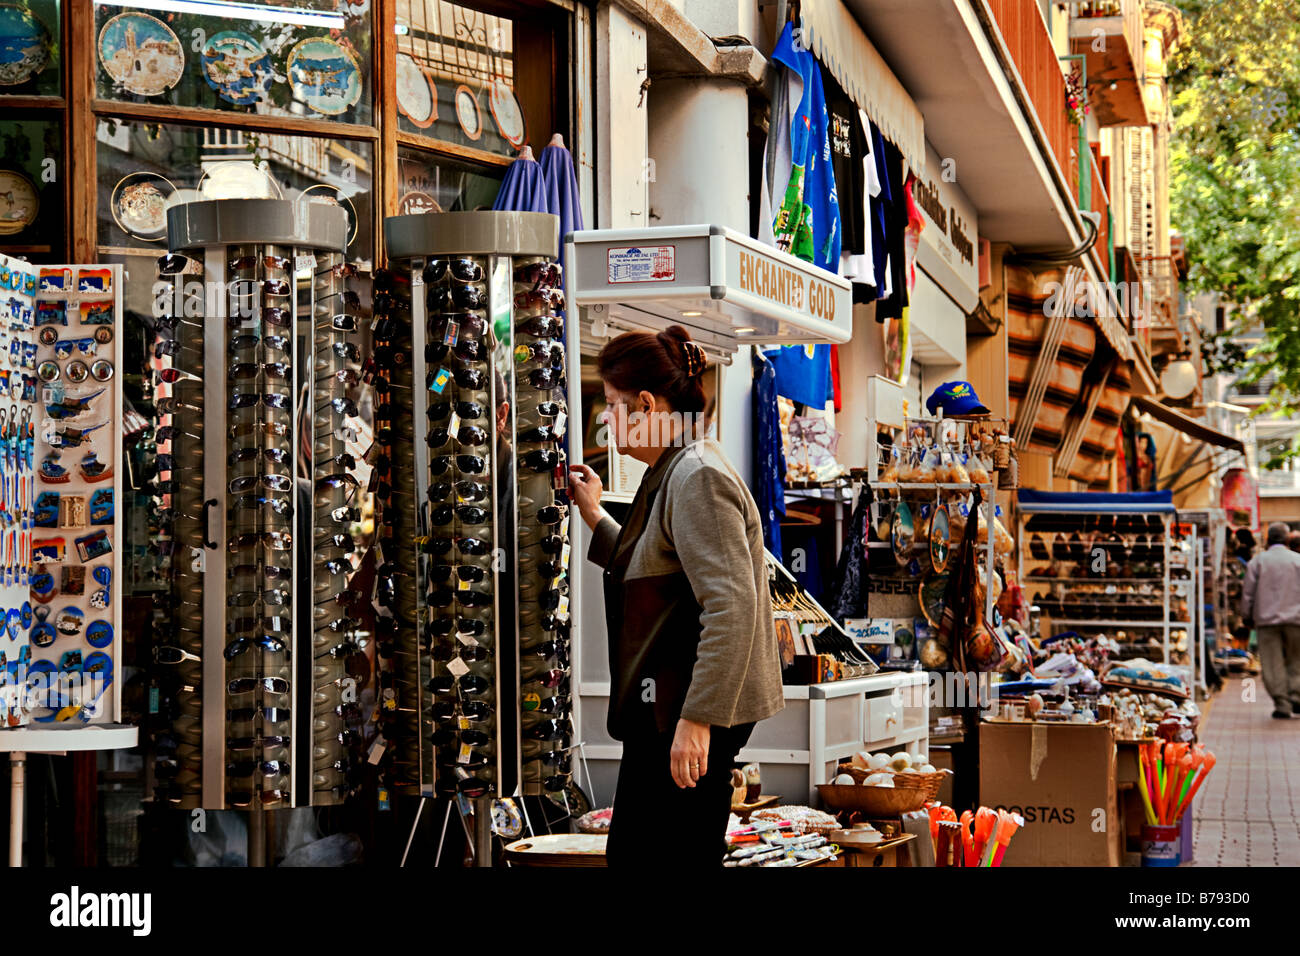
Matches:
[926,381,990,417]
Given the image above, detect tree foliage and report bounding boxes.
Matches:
[1170,0,1300,459]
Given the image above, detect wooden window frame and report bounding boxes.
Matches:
[0,0,572,265]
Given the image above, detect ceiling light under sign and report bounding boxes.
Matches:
[680,311,702,317]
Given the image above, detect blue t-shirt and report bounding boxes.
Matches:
[764,344,834,410]
[771,21,841,274]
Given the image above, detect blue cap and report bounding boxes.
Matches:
[926,381,990,417]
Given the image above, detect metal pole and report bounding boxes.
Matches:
[8,752,23,867]
[473,795,493,867]
[248,808,266,867]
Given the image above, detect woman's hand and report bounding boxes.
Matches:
[568,463,607,530]
[670,718,710,788]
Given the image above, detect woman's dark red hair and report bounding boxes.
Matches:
[596,324,707,413]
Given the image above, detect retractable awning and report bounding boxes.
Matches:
[1131,396,1246,455]
[565,225,853,362]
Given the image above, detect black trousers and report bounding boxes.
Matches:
[605,722,755,868]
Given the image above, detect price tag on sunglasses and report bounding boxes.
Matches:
[455,631,479,647]
[556,594,570,623]
[457,577,471,592]
[443,318,459,348]
[457,743,473,766]
[553,410,568,439]
[294,254,317,274]
[560,540,572,570]
[367,734,386,765]
[445,656,470,678]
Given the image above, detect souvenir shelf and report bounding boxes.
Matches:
[1016,494,1193,666]
[855,416,1007,669]
[149,198,362,810]
[0,253,132,751]
[383,211,572,811]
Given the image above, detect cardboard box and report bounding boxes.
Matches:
[979,721,1120,867]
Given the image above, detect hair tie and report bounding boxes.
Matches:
[680,341,705,378]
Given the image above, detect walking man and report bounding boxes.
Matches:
[1242,522,1300,719]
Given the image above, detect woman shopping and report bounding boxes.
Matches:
[568,325,784,867]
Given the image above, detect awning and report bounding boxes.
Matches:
[565,225,853,361]
[1132,396,1246,455]
[1017,489,1176,514]
[797,0,926,173]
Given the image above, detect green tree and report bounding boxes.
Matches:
[1170,0,1300,463]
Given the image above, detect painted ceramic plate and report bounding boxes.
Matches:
[110,171,175,241]
[398,190,440,216]
[395,52,435,128]
[0,4,51,86]
[201,31,273,107]
[0,168,37,236]
[287,36,361,116]
[98,12,183,97]
[455,84,481,141]
[300,183,357,246]
[489,78,525,147]
[929,504,950,573]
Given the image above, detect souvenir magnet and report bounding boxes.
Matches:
[86,620,113,649]
[91,359,114,382]
[37,361,58,383]
[65,360,88,383]
[55,606,84,636]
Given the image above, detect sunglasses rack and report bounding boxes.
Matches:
[24,262,124,730]
[310,250,368,807]
[151,253,208,806]
[511,254,574,800]
[158,199,349,815]
[370,268,423,793]
[386,211,564,830]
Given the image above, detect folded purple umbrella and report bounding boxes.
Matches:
[538,134,583,268]
[492,145,548,213]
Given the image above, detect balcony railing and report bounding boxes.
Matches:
[987,0,1076,190]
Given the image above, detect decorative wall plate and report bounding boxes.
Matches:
[395,52,436,128]
[398,191,440,216]
[0,3,51,86]
[201,31,273,107]
[110,171,176,241]
[488,78,525,147]
[455,83,482,141]
[287,36,361,116]
[98,12,183,97]
[0,168,37,236]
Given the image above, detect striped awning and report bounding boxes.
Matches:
[1008,263,1134,487]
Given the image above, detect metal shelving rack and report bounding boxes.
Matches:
[1017,501,1194,666]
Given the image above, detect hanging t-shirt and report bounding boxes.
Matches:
[867,120,891,312]
[764,344,834,410]
[769,22,842,274]
[877,138,910,322]
[825,75,867,268]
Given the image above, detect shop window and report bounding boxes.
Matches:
[395,0,567,154]
[396,145,503,214]
[96,118,374,265]
[0,116,65,260]
[0,0,61,96]
[93,0,373,125]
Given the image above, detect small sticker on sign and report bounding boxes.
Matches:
[607,245,676,283]
[294,254,317,274]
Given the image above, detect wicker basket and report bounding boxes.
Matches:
[817,783,930,815]
[835,764,951,802]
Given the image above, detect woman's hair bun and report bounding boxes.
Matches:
[658,324,707,379]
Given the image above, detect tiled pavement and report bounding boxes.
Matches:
[1188,677,1300,866]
